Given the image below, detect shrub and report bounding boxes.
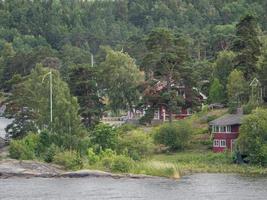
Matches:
[117,124,137,135]
[237,108,267,166]
[118,130,154,160]
[36,131,51,156]
[87,148,99,165]
[154,122,192,151]
[53,150,83,170]
[90,123,118,151]
[242,102,257,114]
[139,108,154,125]
[111,155,134,173]
[9,133,39,160]
[43,144,58,163]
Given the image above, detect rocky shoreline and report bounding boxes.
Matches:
[0,159,155,179]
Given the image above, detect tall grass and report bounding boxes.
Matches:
[127,151,267,178]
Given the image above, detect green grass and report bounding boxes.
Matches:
[132,151,267,177]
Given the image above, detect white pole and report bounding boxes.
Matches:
[91,54,94,67]
[50,71,53,124]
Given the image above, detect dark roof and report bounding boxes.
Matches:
[209,114,243,126]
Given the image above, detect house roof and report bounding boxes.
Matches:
[209,114,243,126]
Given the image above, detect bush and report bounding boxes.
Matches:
[118,130,154,160]
[139,108,154,125]
[117,124,137,135]
[87,148,99,165]
[242,102,257,115]
[237,108,267,166]
[9,133,39,160]
[90,123,118,151]
[43,144,58,163]
[111,155,134,173]
[53,150,83,170]
[154,122,192,151]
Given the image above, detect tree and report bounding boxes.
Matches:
[208,78,225,103]
[8,64,82,137]
[68,64,103,127]
[90,123,118,152]
[227,69,248,105]
[237,108,267,166]
[153,121,192,151]
[232,15,261,81]
[213,50,235,87]
[99,47,144,113]
[143,28,190,122]
[259,52,267,102]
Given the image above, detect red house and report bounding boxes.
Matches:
[209,114,243,153]
[127,80,207,122]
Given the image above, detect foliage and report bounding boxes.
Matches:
[227,69,248,105]
[259,51,267,102]
[9,133,39,160]
[233,15,261,81]
[208,78,225,103]
[90,123,118,151]
[5,108,38,139]
[143,28,191,122]
[213,50,235,87]
[118,130,154,160]
[43,144,58,163]
[68,64,103,127]
[53,150,83,170]
[242,102,257,115]
[237,108,267,166]
[110,155,134,173]
[99,47,144,113]
[139,108,154,125]
[87,148,100,165]
[8,64,82,136]
[154,121,192,151]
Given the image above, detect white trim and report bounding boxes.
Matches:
[213,139,220,147]
[212,125,232,133]
[220,140,226,147]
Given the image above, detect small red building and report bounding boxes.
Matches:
[209,114,243,153]
[127,80,207,122]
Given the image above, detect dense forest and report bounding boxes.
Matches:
[0,0,267,169]
[0,0,266,126]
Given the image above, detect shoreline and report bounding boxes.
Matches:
[1,158,266,179]
[0,159,157,179]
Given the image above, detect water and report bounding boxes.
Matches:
[0,174,266,200]
[0,117,13,139]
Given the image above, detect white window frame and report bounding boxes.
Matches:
[212,126,220,133]
[220,126,226,132]
[213,139,220,147]
[226,125,231,133]
[220,139,226,147]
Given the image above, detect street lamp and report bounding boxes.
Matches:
[42,70,53,127]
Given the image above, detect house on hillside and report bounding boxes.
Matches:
[209,113,243,153]
[128,80,207,122]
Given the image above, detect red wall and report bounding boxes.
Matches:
[213,124,240,153]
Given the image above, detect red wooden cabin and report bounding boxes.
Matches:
[127,80,207,121]
[209,114,243,153]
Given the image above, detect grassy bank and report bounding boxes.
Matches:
[129,151,267,178]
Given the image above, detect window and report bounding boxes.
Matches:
[212,126,220,133]
[213,139,220,147]
[220,126,226,132]
[226,126,231,133]
[220,140,226,147]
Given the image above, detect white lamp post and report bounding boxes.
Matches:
[42,71,53,126]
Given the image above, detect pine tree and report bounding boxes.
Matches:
[208,78,225,103]
[68,64,103,127]
[233,15,261,81]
